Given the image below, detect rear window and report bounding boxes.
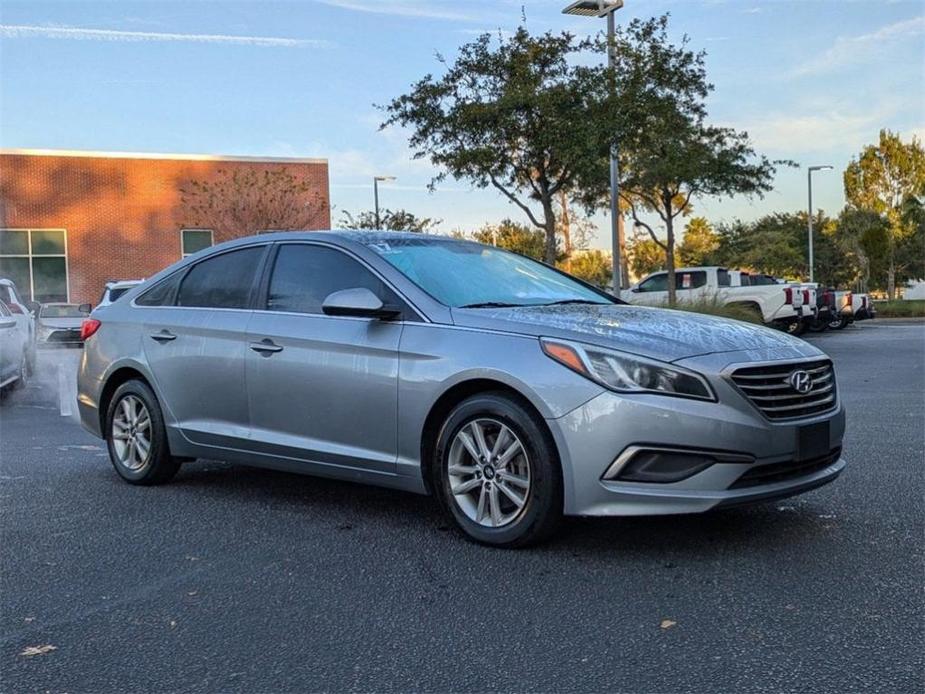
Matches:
[108,287,131,302]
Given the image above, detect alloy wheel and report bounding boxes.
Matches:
[447,418,531,528]
[111,395,152,471]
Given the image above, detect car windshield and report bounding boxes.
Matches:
[41,305,86,318]
[364,237,613,308]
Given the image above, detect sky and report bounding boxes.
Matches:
[1,0,923,247]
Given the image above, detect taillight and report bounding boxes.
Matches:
[784,287,793,304]
[803,289,810,304]
[80,318,101,341]
[8,303,23,314]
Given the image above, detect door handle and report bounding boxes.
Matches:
[250,340,283,355]
[149,330,177,343]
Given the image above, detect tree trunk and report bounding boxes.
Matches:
[558,190,572,271]
[664,195,677,307]
[542,198,558,265]
[618,214,630,289]
[887,227,897,300]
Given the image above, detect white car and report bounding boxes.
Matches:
[622,266,803,330]
[0,278,37,373]
[98,279,144,308]
[0,298,29,391]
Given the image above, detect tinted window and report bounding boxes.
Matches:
[177,247,265,309]
[137,272,183,307]
[267,244,399,315]
[0,299,10,317]
[676,271,707,289]
[108,287,131,302]
[717,269,731,287]
[638,274,668,292]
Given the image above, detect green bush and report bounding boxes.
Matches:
[654,297,764,324]
[873,300,925,318]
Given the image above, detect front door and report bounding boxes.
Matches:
[245,243,405,474]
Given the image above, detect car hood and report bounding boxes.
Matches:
[451,303,820,362]
[38,317,83,329]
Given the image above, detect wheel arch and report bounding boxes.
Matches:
[98,366,155,434]
[418,378,560,497]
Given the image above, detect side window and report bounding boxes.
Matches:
[267,244,401,316]
[0,300,10,317]
[676,271,707,289]
[136,273,183,307]
[177,247,265,309]
[638,274,668,292]
[716,269,731,287]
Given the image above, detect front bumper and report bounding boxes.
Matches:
[548,349,846,517]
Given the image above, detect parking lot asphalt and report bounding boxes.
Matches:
[1,322,923,693]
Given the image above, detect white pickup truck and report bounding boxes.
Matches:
[622,266,803,330]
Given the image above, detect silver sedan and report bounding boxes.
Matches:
[77,232,846,546]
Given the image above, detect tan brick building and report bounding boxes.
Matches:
[0,149,330,304]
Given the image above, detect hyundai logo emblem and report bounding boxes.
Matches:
[788,370,813,394]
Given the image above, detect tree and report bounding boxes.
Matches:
[471,219,550,260]
[627,227,665,279]
[179,167,327,235]
[580,16,780,305]
[381,28,618,265]
[844,130,925,299]
[562,249,612,288]
[832,208,890,292]
[714,213,806,279]
[339,208,440,232]
[678,216,720,266]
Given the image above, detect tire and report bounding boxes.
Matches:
[105,379,181,485]
[828,317,849,330]
[11,352,28,391]
[807,317,830,333]
[785,319,807,336]
[434,393,562,548]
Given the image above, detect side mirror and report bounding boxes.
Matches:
[26,301,41,314]
[322,287,400,320]
[78,303,92,314]
[630,287,641,293]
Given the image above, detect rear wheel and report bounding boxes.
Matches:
[434,393,562,548]
[828,316,849,330]
[105,380,180,485]
[808,317,830,333]
[785,319,807,336]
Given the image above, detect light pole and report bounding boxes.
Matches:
[373,175,396,229]
[806,165,832,283]
[563,0,625,293]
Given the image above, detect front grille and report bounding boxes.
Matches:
[730,447,841,489]
[730,359,837,420]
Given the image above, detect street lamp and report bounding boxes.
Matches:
[807,165,833,283]
[373,175,396,229]
[563,0,625,293]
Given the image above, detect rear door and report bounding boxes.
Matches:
[140,244,269,448]
[244,242,406,473]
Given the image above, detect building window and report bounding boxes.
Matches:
[0,228,68,302]
[181,229,213,258]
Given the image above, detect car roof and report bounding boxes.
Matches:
[253,229,453,244]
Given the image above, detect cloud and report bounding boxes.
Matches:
[316,0,485,21]
[0,24,328,47]
[741,109,890,154]
[791,16,925,77]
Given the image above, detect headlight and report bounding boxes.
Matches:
[541,338,715,401]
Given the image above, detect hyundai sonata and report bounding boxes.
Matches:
[77,232,845,546]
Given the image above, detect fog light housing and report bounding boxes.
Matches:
[604,446,752,484]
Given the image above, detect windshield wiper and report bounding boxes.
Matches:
[458,301,527,309]
[542,299,609,306]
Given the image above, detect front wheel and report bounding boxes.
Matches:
[808,317,830,333]
[434,393,562,548]
[105,379,181,485]
[785,319,807,336]
[828,316,849,330]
